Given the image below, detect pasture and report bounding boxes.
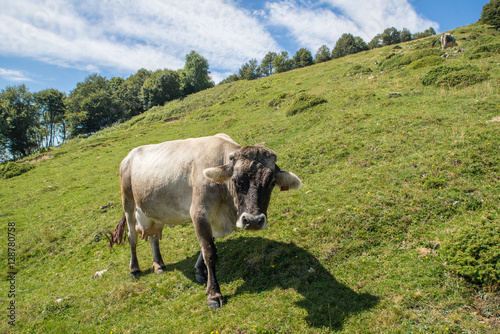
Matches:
[1,24,500,333]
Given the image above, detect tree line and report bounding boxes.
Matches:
[0,51,213,161]
[0,26,437,161]
[222,26,436,83]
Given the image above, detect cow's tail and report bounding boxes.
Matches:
[108,213,127,248]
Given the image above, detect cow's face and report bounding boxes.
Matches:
[203,146,301,231]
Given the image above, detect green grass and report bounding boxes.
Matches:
[2,23,500,333]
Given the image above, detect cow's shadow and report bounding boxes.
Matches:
[165,236,379,330]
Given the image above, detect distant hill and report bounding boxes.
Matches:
[1,23,500,333]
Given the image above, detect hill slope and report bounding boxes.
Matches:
[2,24,500,333]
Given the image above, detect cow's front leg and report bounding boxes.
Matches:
[149,234,167,274]
[192,213,224,309]
[201,239,223,309]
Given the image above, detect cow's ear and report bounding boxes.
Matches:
[203,164,234,184]
[275,167,301,191]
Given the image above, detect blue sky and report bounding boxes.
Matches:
[0,0,489,94]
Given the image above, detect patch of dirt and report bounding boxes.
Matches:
[164,116,181,123]
[486,116,500,123]
[23,154,54,163]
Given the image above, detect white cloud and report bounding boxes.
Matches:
[0,0,439,84]
[265,0,360,51]
[0,68,34,82]
[324,0,439,36]
[265,0,439,51]
[0,0,279,78]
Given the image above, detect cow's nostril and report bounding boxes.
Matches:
[242,216,248,225]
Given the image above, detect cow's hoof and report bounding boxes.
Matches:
[130,270,142,278]
[195,271,207,285]
[207,295,224,309]
[153,263,167,275]
[154,267,166,275]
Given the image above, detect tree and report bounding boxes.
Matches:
[368,34,383,49]
[412,27,436,40]
[381,27,401,46]
[239,59,261,80]
[109,77,124,94]
[259,52,277,77]
[481,0,500,28]
[401,28,412,42]
[0,85,38,159]
[141,69,182,109]
[115,68,152,118]
[293,48,314,69]
[273,51,294,73]
[332,33,368,59]
[181,51,214,95]
[66,74,123,137]
[34,89,66,147]
[354,37,369,52]
[219,74,240,85]
[315,45,331,63]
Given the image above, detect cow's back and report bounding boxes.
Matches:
[120,135,240,225]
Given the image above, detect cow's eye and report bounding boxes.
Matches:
[234,178,245,190]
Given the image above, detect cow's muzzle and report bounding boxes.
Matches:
[237,213,268,230]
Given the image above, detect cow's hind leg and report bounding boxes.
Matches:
[125,210,141,277]
[195,250,207,284]
[149,234,167,274]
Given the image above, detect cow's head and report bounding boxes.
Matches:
[203,145,301,230]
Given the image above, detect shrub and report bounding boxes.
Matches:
[421,65,489,87]
[466,42,500,59]
[442,219,500,290]
[268,93,289,107]
[436,71,489,88]
[0,161,34,179]
[380,49,443,71]
[285,94,327,116]
[481,0,500,28]
[344,64,372,77]
[407,55,444,70]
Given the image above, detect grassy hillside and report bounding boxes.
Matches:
[2,23,500,333]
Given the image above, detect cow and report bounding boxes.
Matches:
[109,134,301,309]
[432,33,458,50]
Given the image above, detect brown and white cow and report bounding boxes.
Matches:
[110,134,301,308]
[432,33,458,50]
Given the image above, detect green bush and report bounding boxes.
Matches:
[436,71,489,88]
[407,55,444,70]
[0,161,34,179]
[285,94,327,116]
[268,93,289,107]
[344,64,372,76]
[442,219,500,290]
[481,0,500,28]
[380,49,443,71]
[466,42,500,59]
[421,65,489,87]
